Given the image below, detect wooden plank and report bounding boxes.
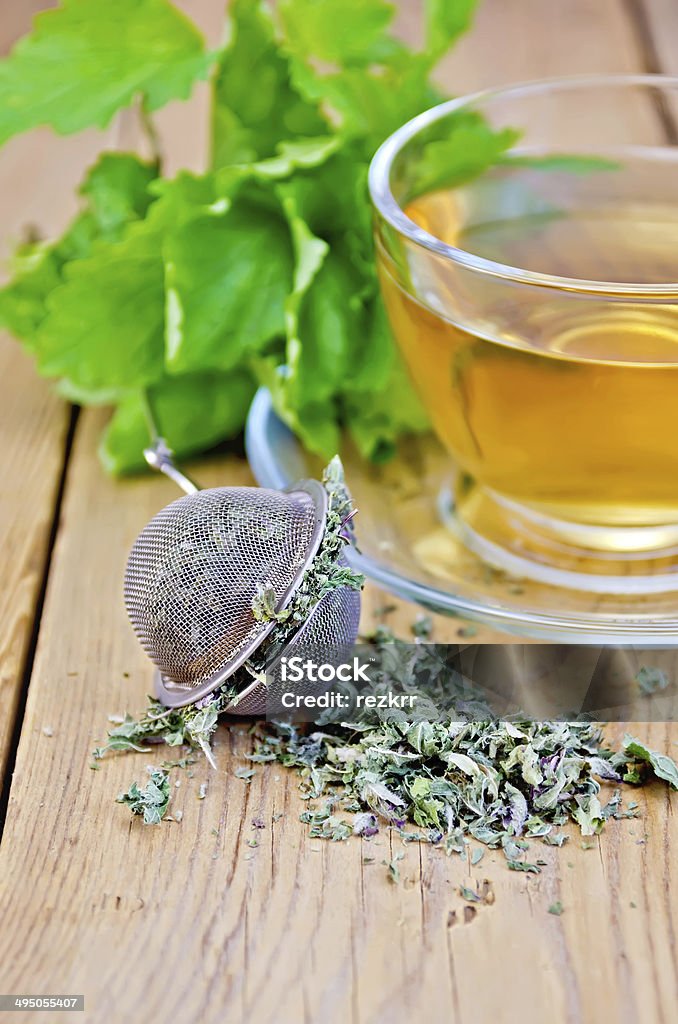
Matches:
[0,412,676,1024]
[1,3,677,1024]
[437,0,649,87]
[635,0,678,74]
[400,0,665,150]
[0,0,222,787]
[613,0,678,137]
[0,5,76,786]
[0,339,70,788]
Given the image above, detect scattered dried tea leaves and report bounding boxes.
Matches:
[635,666,670,696]
[621,735,678,790]
[383,852,404,884]
[411,614,433,639]
[117,766,170,825]
[459,879,494,905]
[506,860,541,874]
[353,811,379,837]
[105,623,678,865]
[300,805,353,841]
[459,885,479,902]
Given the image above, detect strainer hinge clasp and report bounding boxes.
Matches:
[144,437,200,495]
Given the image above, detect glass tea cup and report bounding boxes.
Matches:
[369,74,678,594]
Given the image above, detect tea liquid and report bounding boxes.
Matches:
[381,190,678,528]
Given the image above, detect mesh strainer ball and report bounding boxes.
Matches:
[124,469,361,711]
[223,556,362,716]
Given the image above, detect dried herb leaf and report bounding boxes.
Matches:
[622,735,678,790]
[117,766,170,825]
[635,667,670,696]
[383,852,404,884]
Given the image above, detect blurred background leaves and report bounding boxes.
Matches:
[0,0,494,472]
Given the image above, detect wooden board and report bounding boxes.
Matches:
[0,410,676,1024]
[0,2,677,1023]
[439,0,649,87]
[0,4,75,789]
[633,0,678,74]
[0,339,70,788]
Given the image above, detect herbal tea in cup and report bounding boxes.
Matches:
[369,76,678,593]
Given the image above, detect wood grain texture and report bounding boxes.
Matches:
[0,3,677,1024]
[0,412,676,1024]
[0,338,70,786]
[0,3,75,785]
[635,0,678,73]
[0,0,219,784]
[436,0,648,87]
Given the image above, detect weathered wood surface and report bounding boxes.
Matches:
[0,339,70,784]
[0,3,676,1023]
[0,1,79,788]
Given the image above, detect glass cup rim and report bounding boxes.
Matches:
[368,72,678,297]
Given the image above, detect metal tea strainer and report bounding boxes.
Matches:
[124,431,361,715]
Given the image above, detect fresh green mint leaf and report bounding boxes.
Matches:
[212,0,327,168]
[99,368,255,474]
[275,0,445,149]
[342,295,394,394]
[289,58,440,153]
[248,137,342,180]
[36,222,165,394]
[275,180,330,389]
[0,152,157,344]
[149,170,223,220]
[344,341,429,462]
[425,0,477,61]
[277,182,329,303]
[0,0,214,146]
[0,255,57,341]
[255,354,341,458]
[409,113,521,200]
[164,194,294,373]
[0,215,94,342]
[272,150,375,287]
[80,153,157,238]
[502,153,622,174]
[285,248,366,404]
[279,0,397,66]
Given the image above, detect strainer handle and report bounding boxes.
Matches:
[144,438,200,495]
[141,390,200,495]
